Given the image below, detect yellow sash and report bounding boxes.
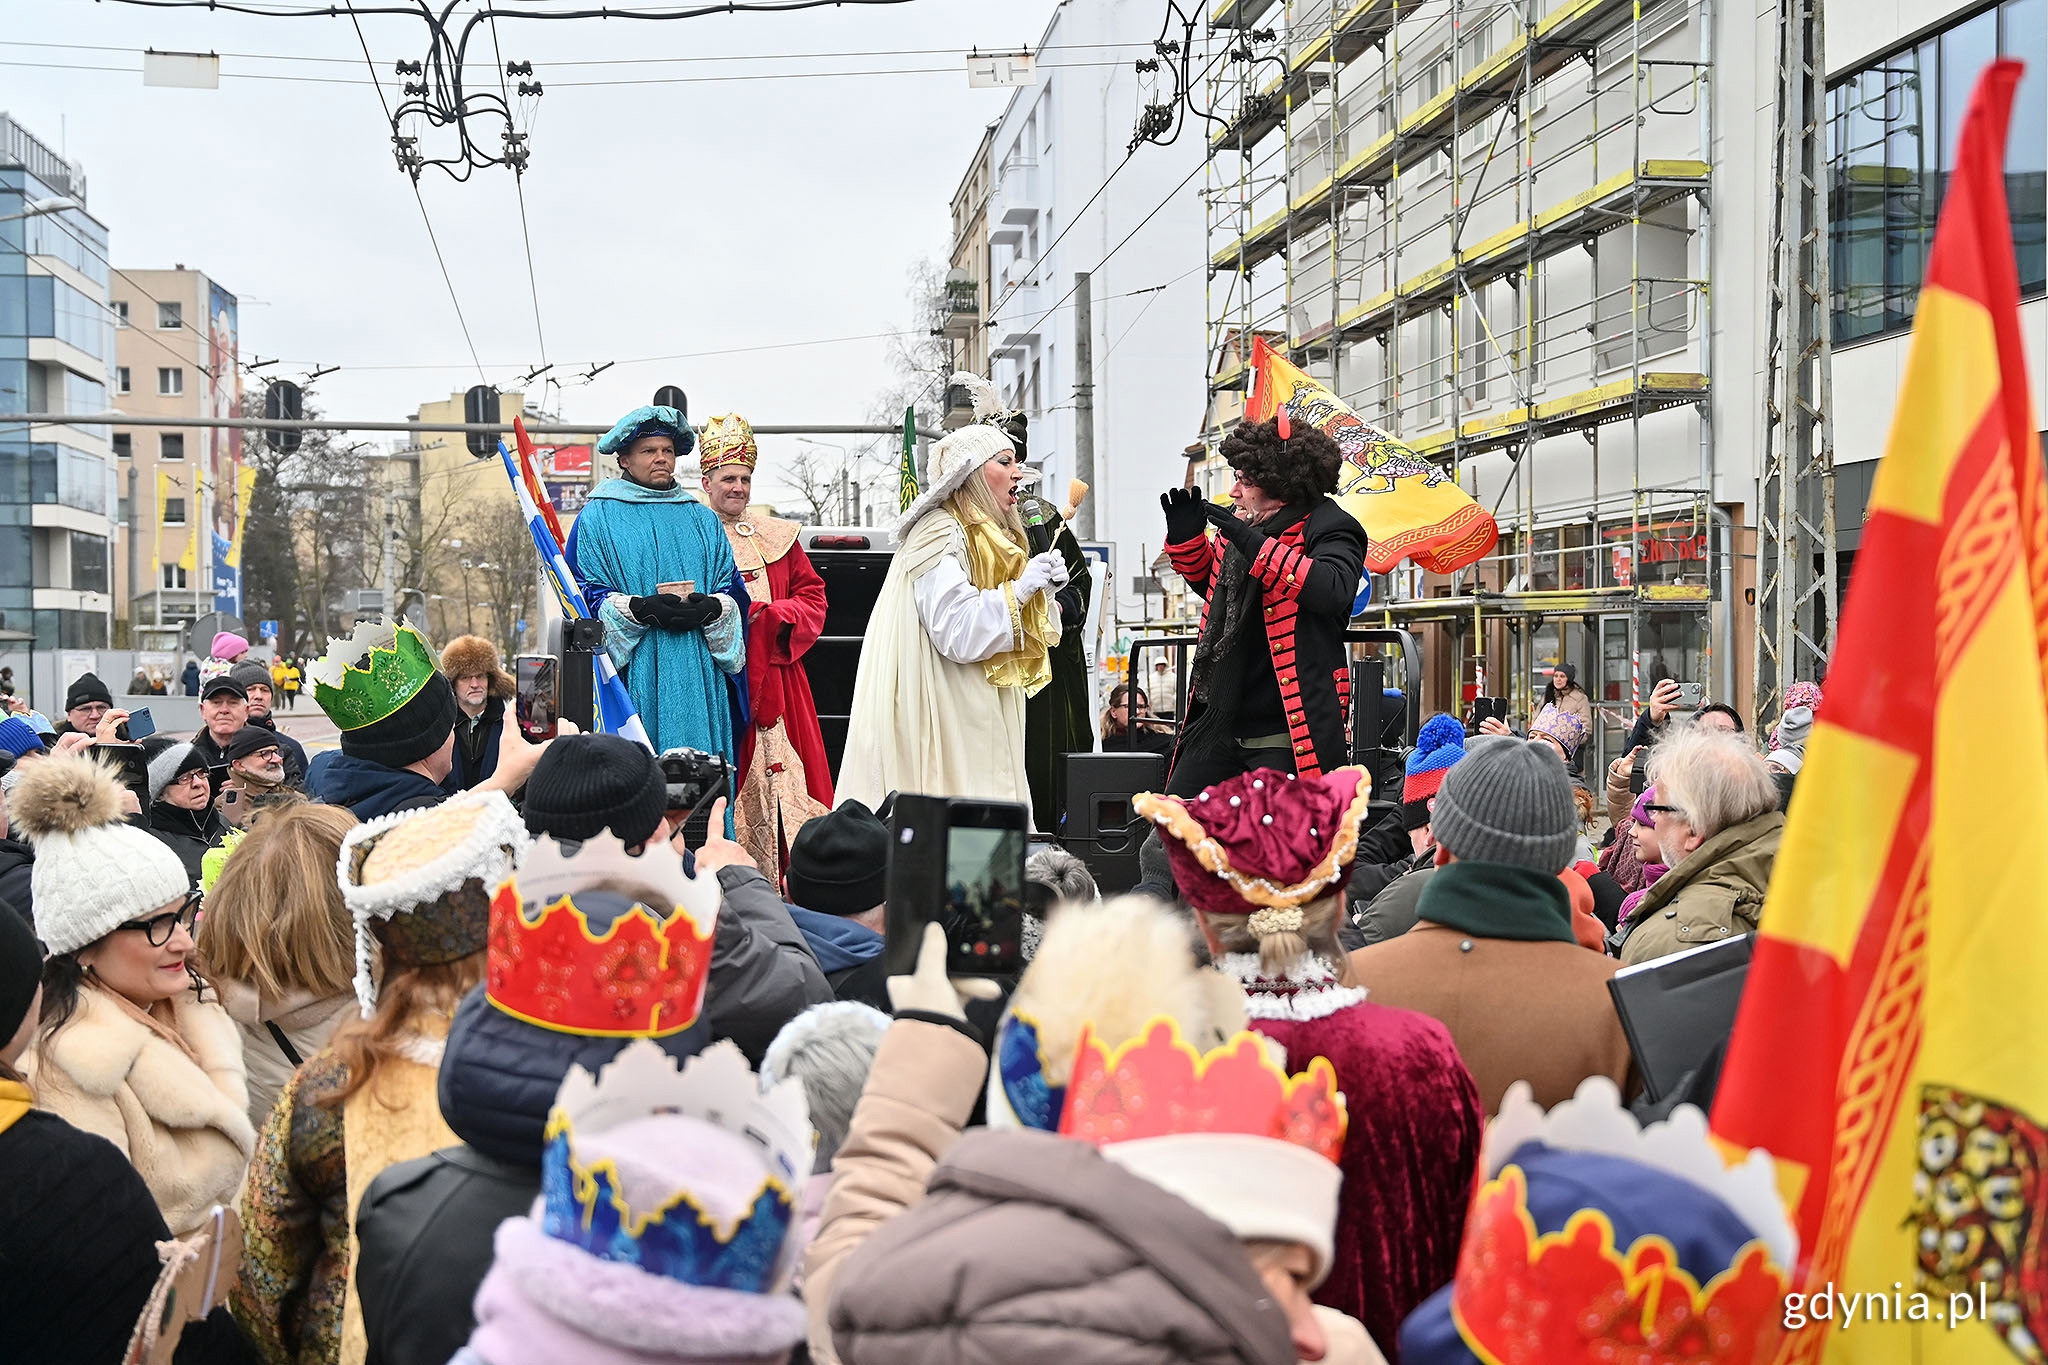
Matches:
[962,515,1056,696]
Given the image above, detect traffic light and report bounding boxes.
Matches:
[464,384,500,458]
[653,385,687,419]
[263,380,303,453]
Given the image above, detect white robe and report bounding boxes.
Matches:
[838,510,1035,813]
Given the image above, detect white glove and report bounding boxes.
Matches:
[1015,550,1067,601]
[887,922,1003,1019]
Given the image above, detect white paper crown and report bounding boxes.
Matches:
[307,618,404,692]
[512,830,719,939]
[1485,1076,1799,1269]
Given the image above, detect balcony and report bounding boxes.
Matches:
[943,278,980,340]
[988,158,1041,246]
[988,279,1043,358]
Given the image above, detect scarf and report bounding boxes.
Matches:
[1214,952,1367,1021]
[1414,860,1578,944]
[1616,862,1670,927]
[1190,539,1256,707]
[961,512,1055,695]
[588,475,697,506]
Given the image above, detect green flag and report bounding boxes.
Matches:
[898,405,919,512]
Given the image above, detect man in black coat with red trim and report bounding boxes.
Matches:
[1158,416,1367,796]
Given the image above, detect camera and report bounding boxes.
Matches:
[660,746,732,850]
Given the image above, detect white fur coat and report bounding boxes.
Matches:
[30,984,257,1236]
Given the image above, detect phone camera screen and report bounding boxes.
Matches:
[942,825,1025,970]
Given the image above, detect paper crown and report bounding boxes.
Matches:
[541,1038,813,1295]
[1057,1016,1347,1163]
[489,832,718,1037]
[309,620,439,731]
[993,1010,1067,1132]
[1401,1078,1798,1365]
[699,413,758,472]
[1134,766,1373,916]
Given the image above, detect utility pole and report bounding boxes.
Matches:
[1754,0,1837,724]
[1073,270,1096,539]
[379,500,397,621]
[125,463,137,645]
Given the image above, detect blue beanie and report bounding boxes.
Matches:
[0,716,44,759]
[1403,713,1467,803]
[597,405,695,460]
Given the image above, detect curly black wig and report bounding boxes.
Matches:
[1218,417,1344,507]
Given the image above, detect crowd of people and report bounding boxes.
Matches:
[0,392,1826,1365]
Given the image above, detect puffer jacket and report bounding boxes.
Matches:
[1616,809,1783,967]
[213,977,356,1126]
[828,1125,1301,1365]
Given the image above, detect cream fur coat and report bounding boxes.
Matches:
[31,984,257,1236]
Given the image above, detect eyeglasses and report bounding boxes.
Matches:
[1643,803,1688,820]
[118,890,202,946]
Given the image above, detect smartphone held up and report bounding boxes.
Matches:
[515,655,560,741]
[884,795,1030,978]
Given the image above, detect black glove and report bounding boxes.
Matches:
[1203,500,1265,556]
[1160,487,1207,544]
[1054,584,1083,630]
[629,593,690,629]
[668,592,725,631]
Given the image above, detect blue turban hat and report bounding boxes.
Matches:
[598,405,695,460]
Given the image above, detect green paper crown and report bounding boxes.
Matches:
[310,621,438,731]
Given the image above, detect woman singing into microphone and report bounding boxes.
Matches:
[839,380,1068,814]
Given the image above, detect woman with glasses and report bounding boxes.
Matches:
[146,738,233,887]
[13,753,255,1238]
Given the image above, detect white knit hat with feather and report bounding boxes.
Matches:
[14,753,192,955]
[892,372,1039,536]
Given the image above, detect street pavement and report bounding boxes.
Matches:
[272,704,340,754]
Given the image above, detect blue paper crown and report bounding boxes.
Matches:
[995,1012,1067,1131]
[539,1121,797,1294]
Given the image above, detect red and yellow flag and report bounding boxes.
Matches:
[1712,62,2048,1362]
[512,415,566,552]
[1244,336,1498,574]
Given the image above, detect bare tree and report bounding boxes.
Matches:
[868,257,954,432]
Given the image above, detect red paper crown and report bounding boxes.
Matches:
[1449,1165,1789,1364]
[1057,1017,1346,1163]
[487,834,717,1037]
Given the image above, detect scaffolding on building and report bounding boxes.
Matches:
[1199,0,1724,766]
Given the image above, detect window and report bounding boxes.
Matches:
[157,301,183,330]
[160,432,185,460]
[163,497,187,526]
[111,301,129,328]
[113,433,132,458]
[1829,0,2047,341]
[69,533,108,595]
[158,367,183,396]
[116,366,131,395]
[160,563,188,590]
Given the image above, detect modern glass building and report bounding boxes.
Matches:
[0,113,116,649]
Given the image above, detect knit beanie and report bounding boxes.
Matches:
[224,726,283,765]
[0,716,44,759]
[64,672,112,712]
[211,631,252,662]
[786,800,888,917]
[521,734,668,847]
[1403,713,1467,804]
[229,661,273,695]
[1431,735,1579,874]
[147,740,209,804]
[1773,704,1815,757]
[0,897,41,1044]
[14,755,192,956]
[340,671,457,768]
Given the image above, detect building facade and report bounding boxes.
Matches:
[0,114,117,650]
[1201,0,2045,770]
[944,124,997,404]
[965,0,1211,628]
[110,267,244,648]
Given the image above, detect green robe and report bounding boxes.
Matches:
[1023,496,1094,833]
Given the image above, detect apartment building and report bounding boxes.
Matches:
[1202,0,2045,768]
[111,266,244,647]
[943,124,998,412]
[0,114,117,650]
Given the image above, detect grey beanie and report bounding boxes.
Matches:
[1431,735,1578,873]
[146,740,205,804]
[1773,704,1815,755]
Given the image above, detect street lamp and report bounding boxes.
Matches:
[0,195,79,225]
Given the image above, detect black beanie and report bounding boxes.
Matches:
[0,901,42,1047]
[64,672,113,711]
[521,733,667,847]
[787,799,889,917]
[338,671,458,769]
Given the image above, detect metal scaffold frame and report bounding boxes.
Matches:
[1200,0,1722,749]
[1753,0,1838,724]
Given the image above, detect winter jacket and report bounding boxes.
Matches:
[246,713,311,788]
[150,800,232,887]
[28,982,257,1236]
[827,1125,1304,1365]
[1353,863,1435,947]
[1616,809,1784,967]
[441,698,505,794]
[352,986,719,1365]
[309,753,448,820]
[1345,807,1420,906]
[0,1081,259,1365]
[213,976,356,1127]
[705,865,833,1065]
[0,834,33,929]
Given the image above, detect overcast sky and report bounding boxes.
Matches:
[5,0,1062,495]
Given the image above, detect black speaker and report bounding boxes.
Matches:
[1057,751,1166,894]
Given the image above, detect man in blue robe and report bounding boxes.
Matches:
[565,405,749,764]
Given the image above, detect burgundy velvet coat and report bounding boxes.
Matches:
[1254,997,1483,1362]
